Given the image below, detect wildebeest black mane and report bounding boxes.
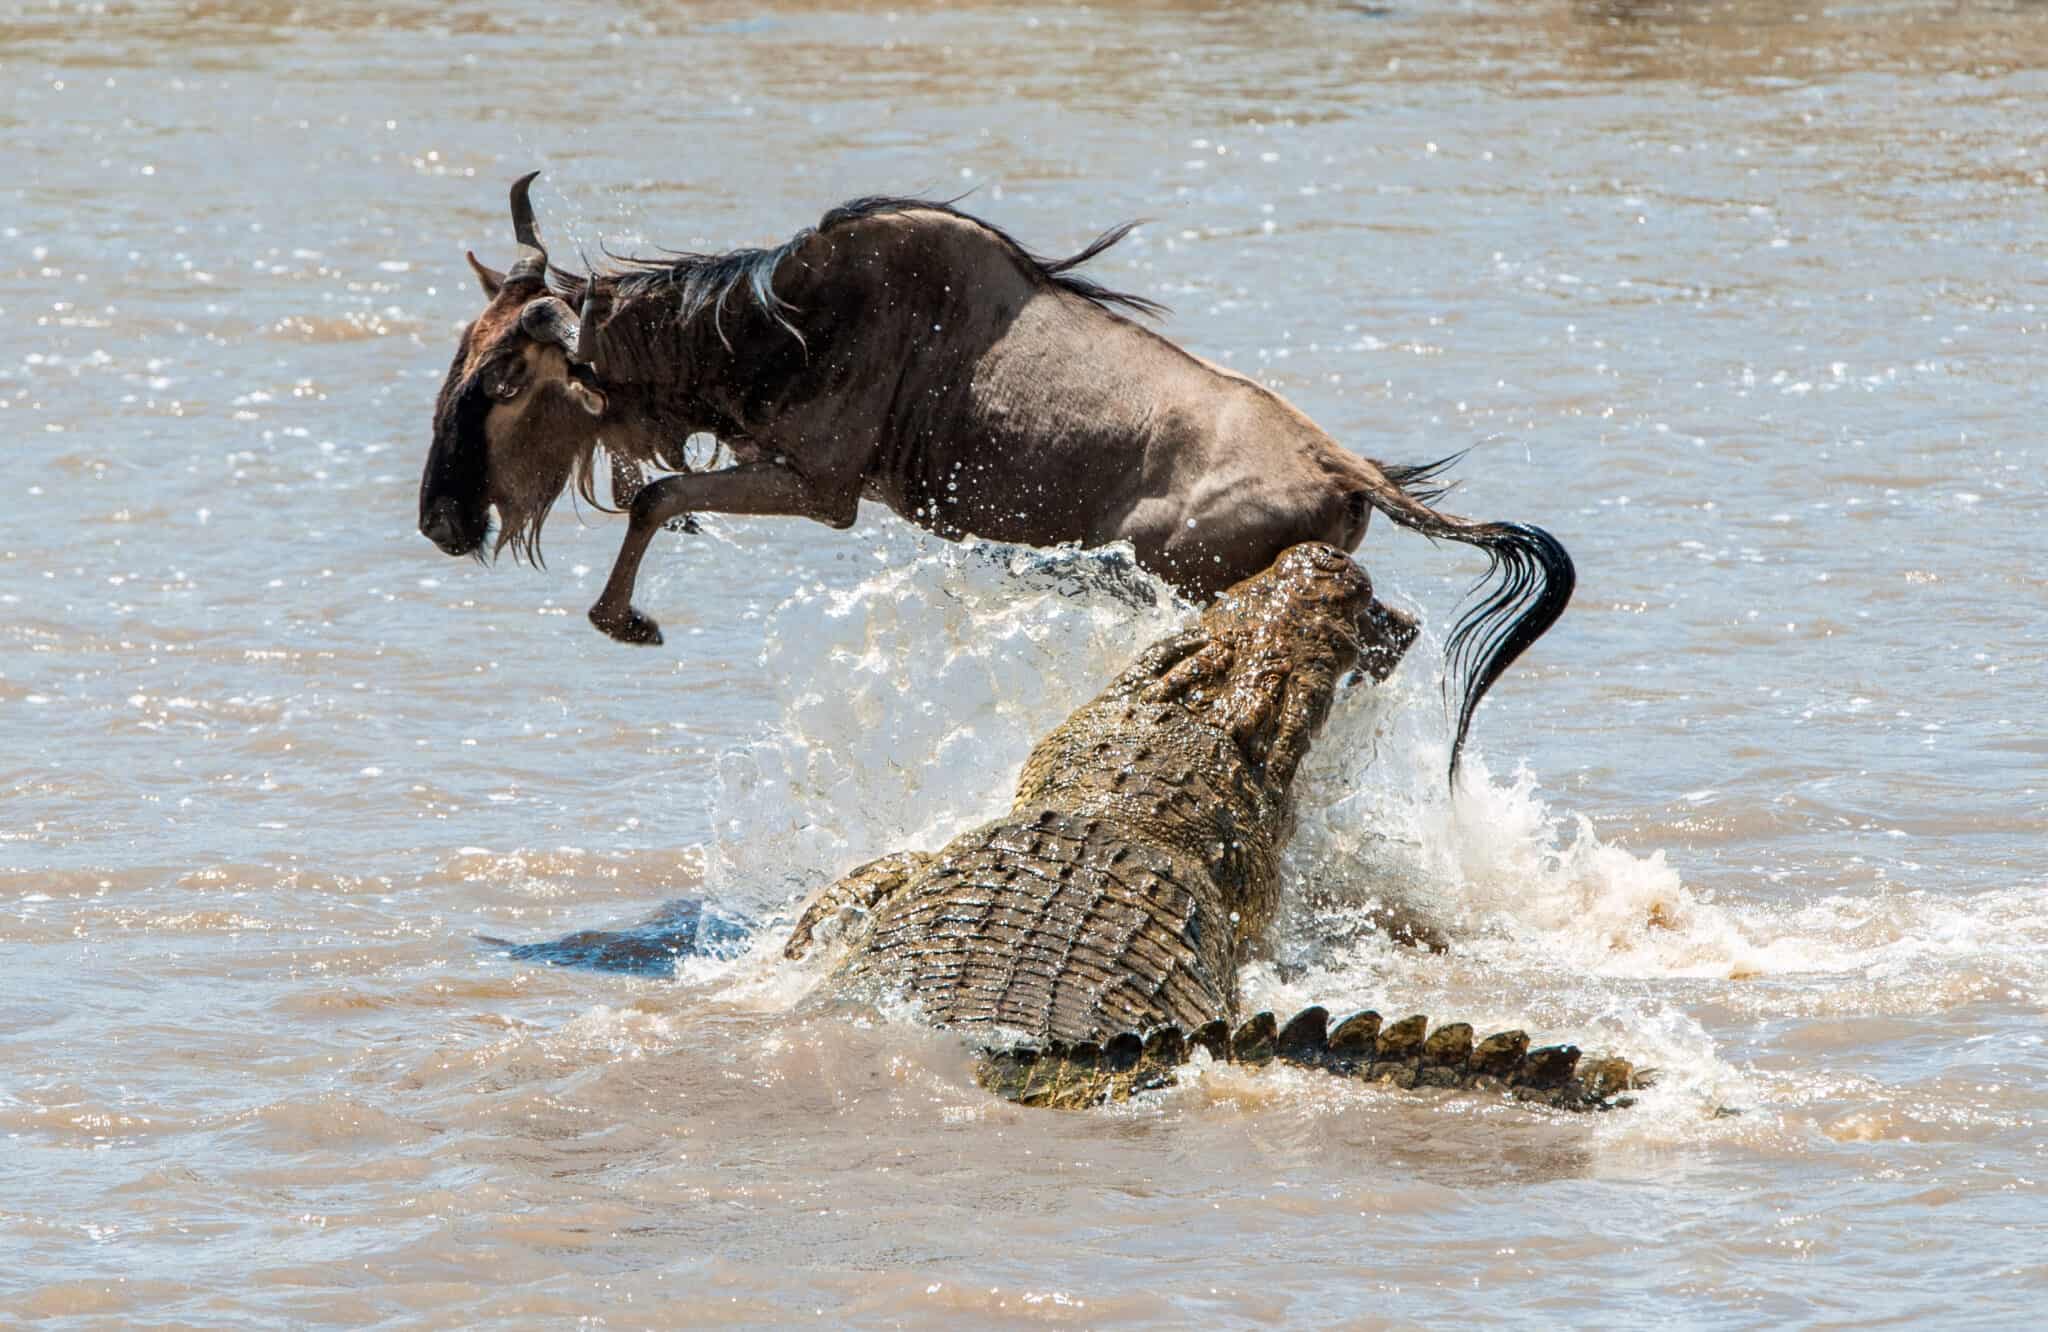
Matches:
[555,196,1166,345]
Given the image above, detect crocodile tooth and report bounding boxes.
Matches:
[1190,1019,1230,1060]
[1142,1026,1186,1066]
[1231,1011,1278,1064]
[1326,1010,1382,1062]
[1275,1006,1329,1065]
[1104,1031,1144,1071]
[1422,1021,1474,1069]
[1516,1044,1581,1089]
[1374,1014,1429,1062]
[1471,1030,1530,1078]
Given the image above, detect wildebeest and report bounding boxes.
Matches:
[420,173,1574,777]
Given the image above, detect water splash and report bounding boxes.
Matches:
[478,897,752,977]
[705,538,1189,919]
[702,538,1750,978]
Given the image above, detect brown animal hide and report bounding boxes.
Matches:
[420,175,1575,778]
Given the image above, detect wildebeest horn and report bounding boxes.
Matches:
[506,170,548,282]
[519,296,579,354]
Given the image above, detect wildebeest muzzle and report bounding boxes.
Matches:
[419,364,493,556]
[420,493,483,556]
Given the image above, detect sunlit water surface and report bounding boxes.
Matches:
[4,0,2045,1324]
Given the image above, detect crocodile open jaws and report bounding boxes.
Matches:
[785,543,1648,1111]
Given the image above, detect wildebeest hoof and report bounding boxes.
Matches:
[590,603,663,646]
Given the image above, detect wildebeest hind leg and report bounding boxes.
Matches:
[589,463,855,645]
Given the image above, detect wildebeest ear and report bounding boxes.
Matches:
[466,250,506,298]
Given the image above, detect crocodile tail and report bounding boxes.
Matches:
[1349,453,1576,783]
[976,1004,1653,1112]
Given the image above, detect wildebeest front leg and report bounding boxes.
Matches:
[589,462,854,645]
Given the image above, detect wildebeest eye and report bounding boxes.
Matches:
[484,370,524,401]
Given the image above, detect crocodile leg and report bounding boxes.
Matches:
[842,810,1238,1042]
[976,1004,1655,1112]
[784,851,935,961]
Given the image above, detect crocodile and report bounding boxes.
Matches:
[784,543,1647,1110]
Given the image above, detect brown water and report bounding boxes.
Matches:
[6,0,2046,1324]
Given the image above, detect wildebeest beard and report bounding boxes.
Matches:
[487,370,642,567]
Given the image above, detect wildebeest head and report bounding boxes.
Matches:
[419,172,609,562]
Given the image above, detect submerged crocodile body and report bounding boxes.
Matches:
[786,544,1647,1110]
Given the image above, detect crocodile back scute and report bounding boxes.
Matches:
[839,809,1237,1044]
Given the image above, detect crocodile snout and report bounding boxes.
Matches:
[1357,599,1418,682]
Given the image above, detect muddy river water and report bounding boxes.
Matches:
[4,0,2045,1324]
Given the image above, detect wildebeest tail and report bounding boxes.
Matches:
[1352,456,1576,782]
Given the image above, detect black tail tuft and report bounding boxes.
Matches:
[1379,450,1467,507]
[1359,453,1576,783]
[1441,522,1575,782]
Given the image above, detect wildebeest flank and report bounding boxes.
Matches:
[419,174,1575,777]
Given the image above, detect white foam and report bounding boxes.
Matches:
[1283,703,1778,980]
